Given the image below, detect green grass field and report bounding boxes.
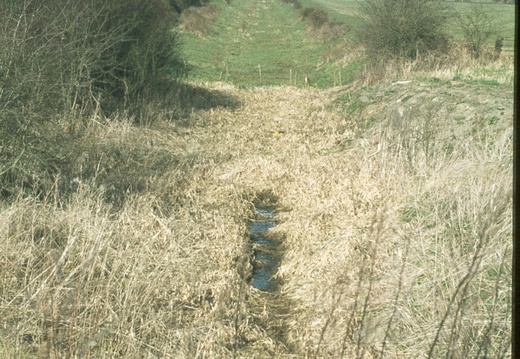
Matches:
[297,0,515,50]
[179,0,514,87]
[179,0,362,87]
[296,0,362,28]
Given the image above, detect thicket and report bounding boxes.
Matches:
[457,4,496,59]
[357,0,451,61]
[168,0,211,13]
[291,4,349,40]
[0,0,182,200]
[301,7,329,28]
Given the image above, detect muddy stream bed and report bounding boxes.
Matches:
[248,205,282,291]
[244,200,293,354]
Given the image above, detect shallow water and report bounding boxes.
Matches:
[248,205,281,291]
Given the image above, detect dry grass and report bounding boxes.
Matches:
[355,41,514,86]
[182,74,512,357]
[0,60,512,358]
[179,5,221,37]
[0,114,254,358]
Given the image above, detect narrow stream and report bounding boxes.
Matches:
[248,205,281,291]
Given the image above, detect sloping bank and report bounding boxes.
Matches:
[196,70,512,357]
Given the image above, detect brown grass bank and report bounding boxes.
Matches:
[0,62,513,357]
[183,70,512,356]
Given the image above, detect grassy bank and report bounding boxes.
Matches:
[1,62,512,356]
[179,0,514,88]
[298,0,515,53]
[179,0,361,87]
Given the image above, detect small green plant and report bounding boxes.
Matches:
[443,143,454,156]
[401,206,418,223]
[452,73,463,81]
[488,116,500,125]
[479,79,500,86]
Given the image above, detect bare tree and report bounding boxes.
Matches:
[457,4,495,59]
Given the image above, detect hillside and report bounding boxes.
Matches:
[0,0,513,357]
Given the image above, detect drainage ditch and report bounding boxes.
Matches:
[248,204,282,291]
[242,196,294,354]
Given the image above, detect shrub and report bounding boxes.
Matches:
[357,0,451,61]
[0,0,183,199]
[301,7,329,28]
[168,0,210,13]
[0,0,181,116]
[457,4,495,59]
[91,0,183,106]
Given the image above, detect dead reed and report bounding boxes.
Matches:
[0,61,512,358]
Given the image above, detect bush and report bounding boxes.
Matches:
[358,0,451,61]
[457,4,495,59]
[1,0,181,115]
[301,7,329,28]
[0,0,183,199]
[91,0,183,107]
[168,0,210,13]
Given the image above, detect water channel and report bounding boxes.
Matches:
[248,205,282,291]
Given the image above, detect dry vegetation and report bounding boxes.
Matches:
[180,5,221,36]
[300,7,350,41]
[1,54,512,357]
[1,0,513,357]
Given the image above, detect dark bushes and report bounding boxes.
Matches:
[280,0,302,10]
[295,6,349,40]
[1,0,181,117]
[301,8,329,29]
[0,0,183,199]
[358,0,451,61]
